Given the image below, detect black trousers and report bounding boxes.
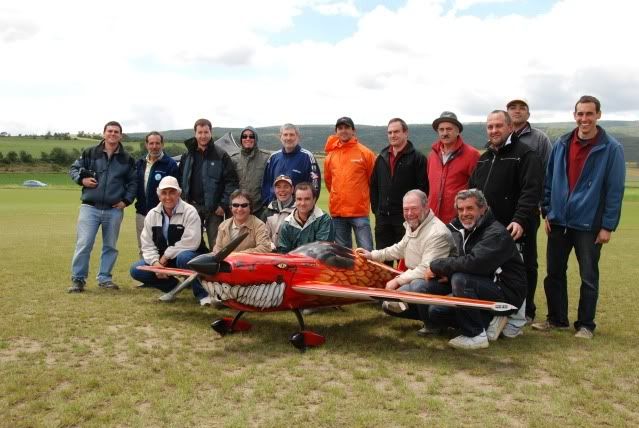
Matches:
[374,214,405,266]
[522,214,540,319]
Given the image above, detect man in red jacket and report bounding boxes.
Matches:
[427,112,480,224]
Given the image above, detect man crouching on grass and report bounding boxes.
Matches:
[421,189,526,350]
[356,189,454,335]
[129,176,207,293]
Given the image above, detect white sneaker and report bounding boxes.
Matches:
[448,331,489,350]
[502,323,524,339]
[486,316,508,341]
[382,301,408,314]
[574,327,593,339]
[199,296,213,306]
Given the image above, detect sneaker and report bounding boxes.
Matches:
[574,327,593,339]
[448,331,489,350]
[531,320,569,331]
[199,296,213,306]
[68,279,85,293]
[486,316,508,341]
[417,324,442,336]
[98,281,120,290]
[502,325,524,339]
[382,301,408,314]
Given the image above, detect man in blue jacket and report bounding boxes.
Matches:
[533,95,625,339]
[261,123,321,204]
[69,121,137,292]
[134,131,179,257]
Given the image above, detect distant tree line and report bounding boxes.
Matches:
[0,143,185,166]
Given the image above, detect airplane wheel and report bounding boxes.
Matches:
[211,319,230,336]
[289,331,326,352]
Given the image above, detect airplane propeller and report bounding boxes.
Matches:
[187,231,249,275]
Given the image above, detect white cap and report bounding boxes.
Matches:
[158,176,181,191]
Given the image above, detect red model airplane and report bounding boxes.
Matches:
[138,233,516,351]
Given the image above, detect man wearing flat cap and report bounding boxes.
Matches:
[324,116,376,250]
[506,99,553,325]
[427,111,480,224]
[130,176,207,293]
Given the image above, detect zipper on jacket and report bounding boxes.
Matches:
[482,152,497,192]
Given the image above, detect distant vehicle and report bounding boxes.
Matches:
[22,180,48,187]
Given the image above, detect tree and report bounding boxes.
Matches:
[6,151,19,163]
[19,151,34,163]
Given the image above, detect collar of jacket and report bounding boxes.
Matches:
[231,214,261,231]
[431,135,465,155]
[559,125,607,149]
[402,209,436,236]
[324,135,359,153]
[484,132,518,153]
[91,141,126,159]
[183,137,213,152]
[281,144,302,156]
[286,205,324,230]
[381,140,415,160]
[151,198,187,216]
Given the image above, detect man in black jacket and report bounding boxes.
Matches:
[68,121,137,292]
[178,118,239,249]
[370,118,428,261]
[468,110,543,337]
[423,189,526,350]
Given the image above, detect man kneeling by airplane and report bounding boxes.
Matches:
[130,176,207,296]
[356,189,454,329]
[414,189,526,350]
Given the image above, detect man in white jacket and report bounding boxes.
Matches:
[356,189,454,329]
[129,176,206,294]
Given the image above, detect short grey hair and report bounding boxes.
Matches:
[403,189,428,207]
[454,188,487,209]
[280,123,300,137]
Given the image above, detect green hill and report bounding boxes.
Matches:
[128,120,639,161]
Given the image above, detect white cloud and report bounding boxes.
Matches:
[0,0,637,134]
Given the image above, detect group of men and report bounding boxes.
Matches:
[67,94,625,349]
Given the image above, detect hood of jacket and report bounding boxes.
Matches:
[240,126,260,155]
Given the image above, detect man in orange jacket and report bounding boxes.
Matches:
[324,117,376,250]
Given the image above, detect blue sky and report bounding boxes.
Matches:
[0,0,636,134]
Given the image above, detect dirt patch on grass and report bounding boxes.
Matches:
[0,337,43,362]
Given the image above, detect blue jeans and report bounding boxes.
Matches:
[333,216,374,250]
[130,250,201,293]
[382,278,447,326]
[543,226,601,331]
[71,204,123,283]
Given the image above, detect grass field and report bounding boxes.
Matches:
[0,137,184,157]
[1,175,638,427]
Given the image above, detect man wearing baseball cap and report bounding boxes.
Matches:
[427,111,480,224]
[324,116,376,250]
[506,99,553,326]
[261,174,296,250]
[130,176,207,296]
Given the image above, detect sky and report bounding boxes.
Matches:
[1,0,637,134]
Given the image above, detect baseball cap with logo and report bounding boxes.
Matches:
[273,175,293,186]
[335,116,355,129]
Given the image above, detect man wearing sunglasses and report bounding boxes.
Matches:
[230,126,269,219]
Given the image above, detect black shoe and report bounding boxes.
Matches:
[68,279,86,293]
[98,281,120,290]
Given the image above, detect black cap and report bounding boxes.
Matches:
[335,116,355,129]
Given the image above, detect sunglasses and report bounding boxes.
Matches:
[241,134,256,139]
[232,203,249,208]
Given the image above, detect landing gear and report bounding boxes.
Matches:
[211,311,252,336]
[289,309,325,352]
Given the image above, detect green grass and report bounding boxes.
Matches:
[0,137,184,157]
[1,178,638,426]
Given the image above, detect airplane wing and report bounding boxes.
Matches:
[136,265,195,277]
[292,283,517,312]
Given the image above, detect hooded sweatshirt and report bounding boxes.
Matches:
[230,126,270,212]
[324,135,376,217]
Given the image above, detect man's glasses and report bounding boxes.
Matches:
[232,203,249,208]
[241,134,256,139]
